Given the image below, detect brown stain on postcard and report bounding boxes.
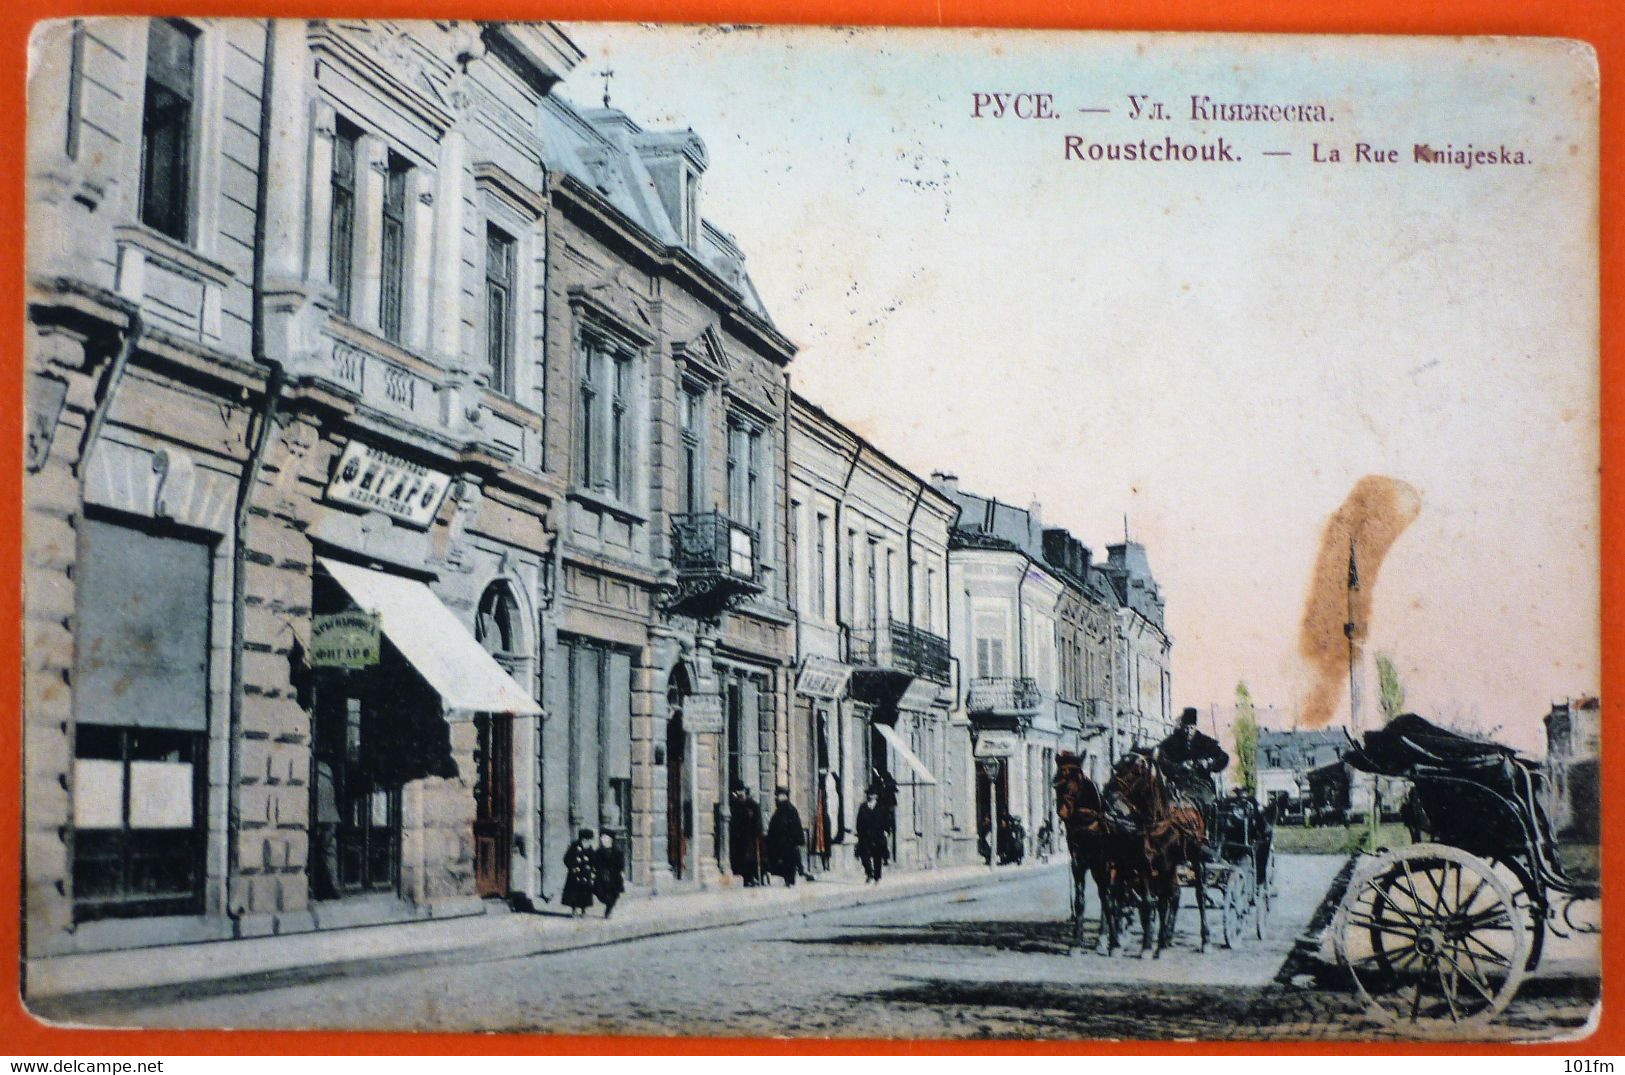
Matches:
[1297,475,1422,728]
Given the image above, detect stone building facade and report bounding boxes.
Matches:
[23,16,1180,964]
[536,95,797,892]
[787,395,955,874]
[932,479,1128,863]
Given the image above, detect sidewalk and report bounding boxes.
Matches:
[26,860,1055,1013]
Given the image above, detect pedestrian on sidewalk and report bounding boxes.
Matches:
[592,831,625,918]
[856,790,887,884]
[765,785,804,887]
[729,782,764,887]
[562,828,597,917]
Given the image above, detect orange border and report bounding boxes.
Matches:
[2,0,1617,1057]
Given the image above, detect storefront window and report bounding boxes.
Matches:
[72,515,210,921]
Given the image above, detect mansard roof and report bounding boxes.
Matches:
[537,95,776,327]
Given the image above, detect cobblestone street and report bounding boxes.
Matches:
[58,856,1599,1042]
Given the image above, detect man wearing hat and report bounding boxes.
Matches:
[1155,707,1230,808]
[728,781,764,886]
[764,785,805,887]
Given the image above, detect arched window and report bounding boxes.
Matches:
[475,581,523,663]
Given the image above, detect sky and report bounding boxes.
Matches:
[558,26,1599,753]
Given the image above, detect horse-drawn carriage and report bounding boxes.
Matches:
[1054,751,1275,957]
[1331,714,1600,1029]
[1205,788,1276,947]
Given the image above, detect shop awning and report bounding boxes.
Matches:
[874,721,938,786]
[317,558,542,716]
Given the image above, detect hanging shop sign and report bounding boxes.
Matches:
[311,610,381,669]
[795,656,852,700]
[973,730,1018,759]
[326,440,452,528]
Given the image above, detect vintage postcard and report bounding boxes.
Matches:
[19,19,1600,1043]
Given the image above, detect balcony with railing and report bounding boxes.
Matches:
[848,619,952,684]
[666,510,762,616]
[965,676,1041,717]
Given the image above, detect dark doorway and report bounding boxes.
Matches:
[975,757,1009,864]
[473,713,513,897]
[666,712,688,878]
[312,690,401,897]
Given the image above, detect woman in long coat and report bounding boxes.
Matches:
[592,832,625,918]
[562,828,597,916]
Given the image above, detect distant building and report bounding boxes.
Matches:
[1098,542,1174,752]
[1544,697,1600,841]
[932,477,1125,863]
[1256,728,1350,819]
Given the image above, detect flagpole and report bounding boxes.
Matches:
[1346,535,1359,735]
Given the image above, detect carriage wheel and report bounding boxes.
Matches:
[1491,856,1547,972]
[1221,866,1254,948]
[1254,852,1270,939]
[1335,843,1528,1030]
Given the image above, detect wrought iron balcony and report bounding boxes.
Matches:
[666,511,762,616]
[966,676,1041,715]
[848,619,952,684]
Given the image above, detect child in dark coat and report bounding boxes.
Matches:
[562,828,597,916]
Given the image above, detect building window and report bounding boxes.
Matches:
[975,637,1006,679]
[475,581,523,667]
[844,529,857,624]
[329,119,360,318]
[679,383,704,514]
[139,19,198,242]
[72,515,211,920]
[726,418,764,535]
[577,330,634,500]
[924,566,936,632]
[379,153,411,343]
[815,512,830,619]
[864,539,877,633]
[485,226,516,395]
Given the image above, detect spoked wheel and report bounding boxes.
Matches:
[1490,856,1547,971]
[1335,843,1528,1031]
[1255,849,1271,939]
[1221,865,1255,948]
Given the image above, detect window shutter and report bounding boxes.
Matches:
[603,650,632,782]
[755,676,774,798]
[77,518,210,731]
[570,642,601,824]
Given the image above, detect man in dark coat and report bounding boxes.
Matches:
[592,831,625,918]
[764,785,804,886]
[1155,707,1230,808]
[855,789,888,883]
[728,782,764,886]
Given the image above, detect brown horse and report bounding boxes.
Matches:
[1053,752,1135,955]
[1105,751,1210,956]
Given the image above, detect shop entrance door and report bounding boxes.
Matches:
[313,692,401,898]
[473,714,513,897]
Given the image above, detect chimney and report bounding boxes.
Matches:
[931,471,959,497]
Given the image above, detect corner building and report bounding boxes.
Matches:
[23,17,600,958]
